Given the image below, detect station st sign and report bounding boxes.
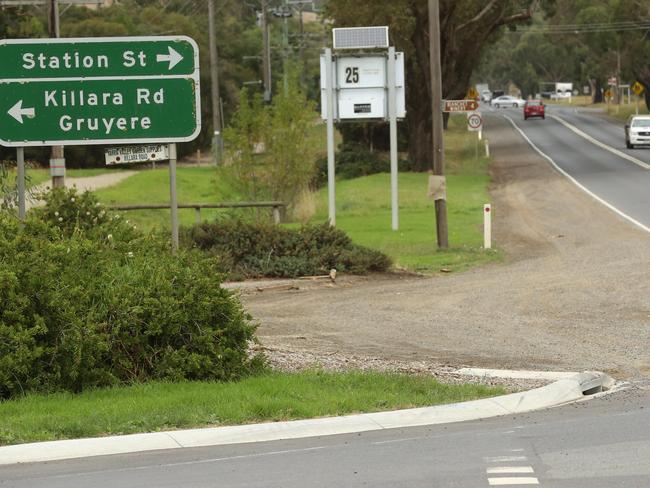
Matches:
[0,36,201,147]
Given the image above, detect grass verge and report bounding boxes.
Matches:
[93,167,236,229]
[0,370,505,446]
[546,96,649,122]
[310,115,500,273]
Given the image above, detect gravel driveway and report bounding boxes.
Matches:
[242,114,650,380]
[26,171,136,209]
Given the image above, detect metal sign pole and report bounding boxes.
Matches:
[169,143,179,253]
[387,47,399,231]
[17,147,25,222]
[325,48,336,226]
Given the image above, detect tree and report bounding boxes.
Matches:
[222,71,318,216]
[325,0,552,171]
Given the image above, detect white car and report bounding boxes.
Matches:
[625,115,650,149]
[490,95,526,108]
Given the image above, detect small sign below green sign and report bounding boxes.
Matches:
[0,36,201,147]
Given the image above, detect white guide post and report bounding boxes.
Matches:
[484,203,492,249]
[387,46,399,231]
[325,48,336,226]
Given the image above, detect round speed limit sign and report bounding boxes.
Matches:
[467,112,482,131]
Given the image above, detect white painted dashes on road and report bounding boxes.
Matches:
[484,456,528,463]
[487,467,535,474]
[488,477,539,485]
[485,451,540,486]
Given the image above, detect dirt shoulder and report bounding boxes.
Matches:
[242,114,650,380]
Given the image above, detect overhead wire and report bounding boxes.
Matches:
[509,20,650,34]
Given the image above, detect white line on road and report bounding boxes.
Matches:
[502,114,650,234]
[488,477,539,485]
[549,114,650,170]
[22,446,329,482]
[487,467,535,474]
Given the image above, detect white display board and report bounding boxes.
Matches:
[320,53,406,121]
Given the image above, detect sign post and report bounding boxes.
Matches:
[17,147,25,222]
[387,46,399,231]
[0,36,201,251]
[632,81,645,115]
[169,143,179,253]
[325,47,336,226]
[321,27,406,230]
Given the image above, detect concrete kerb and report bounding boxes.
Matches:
[0,371,615,466]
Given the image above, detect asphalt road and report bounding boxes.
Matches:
[1,382,648,487]
[491,104,650,230]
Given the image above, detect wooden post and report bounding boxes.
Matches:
[429,0,449,248]
[49,0,65,189]
[272,206,281,224]
[195,207,202,224]
[208,0,222,166]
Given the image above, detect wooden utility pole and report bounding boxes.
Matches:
[298,3,305,87]
[49,0,65,188]
[208,0,222,165]
[428,0,448,248]
[261,0,272,102]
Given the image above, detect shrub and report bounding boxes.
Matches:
[0,190,261,400]
[184,219,391,279]
[313,142,417,188]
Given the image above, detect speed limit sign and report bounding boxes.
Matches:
[467,112,482,132]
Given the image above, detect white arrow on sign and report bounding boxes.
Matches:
[8,100,35,124]
[156,46,183,70]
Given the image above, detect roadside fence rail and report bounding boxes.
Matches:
[107,202,286,224]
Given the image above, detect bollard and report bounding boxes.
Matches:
[484,204,492,249]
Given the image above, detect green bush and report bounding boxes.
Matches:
[184,219,392,279]
[313,142,417,187]
[0,189,261,400]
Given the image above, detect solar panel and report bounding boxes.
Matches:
[333,26,389,50]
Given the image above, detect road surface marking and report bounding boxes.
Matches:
[372,436,429,445]
[502,114,650,234]
[22,446,329,482]
[549,114,650,170]
[487,467,535,474]
[485,455,528,463]
[488,477,539,485]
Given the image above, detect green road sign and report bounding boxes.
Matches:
[0,36,200,147]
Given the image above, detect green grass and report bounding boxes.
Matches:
[93,167,239,229]
[0,370,505,446]
[545,95,649,121]
[310,115,500,273]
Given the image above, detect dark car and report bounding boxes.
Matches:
[524,100,545,120]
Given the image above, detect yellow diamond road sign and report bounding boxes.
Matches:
[467,87,479,99]
[632,82,645,96]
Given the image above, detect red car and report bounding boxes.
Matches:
[524,100,545,120]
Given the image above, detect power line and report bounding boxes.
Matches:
[510,20,650,35]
